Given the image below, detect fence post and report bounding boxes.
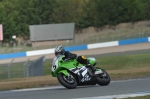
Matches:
[23,58,30,77]
[26,62,31,77]
[96,36,99,43]
[8,59,14,79]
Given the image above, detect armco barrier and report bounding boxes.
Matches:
[119,38,149,45]
[87,41,118,49]
[65,45,87,51]
[26,48,55,56]
[0,37,150,60]
[0,52,26,60]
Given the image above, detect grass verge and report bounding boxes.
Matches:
[123,95,150,99]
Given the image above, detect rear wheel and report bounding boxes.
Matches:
[57,73,77,89]
[96,69,110,86]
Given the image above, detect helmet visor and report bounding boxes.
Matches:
[55,52,61,56]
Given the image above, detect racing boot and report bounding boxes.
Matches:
[86,64,96,76]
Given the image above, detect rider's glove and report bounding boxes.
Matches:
[63,58,70,62]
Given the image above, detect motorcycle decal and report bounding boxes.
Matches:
[78,66,91,82]
[69,67,78,73]
[52,65,57,70]
[52,57,59,72]
[80,66,86,71]
[70,66,84,74]
[81,69,87,77]
[70,66,91,82]
[78,66,87,76]
[81,74,91,82]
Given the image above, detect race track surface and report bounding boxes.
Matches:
[0,78,150,99]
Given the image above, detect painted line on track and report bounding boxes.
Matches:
[0,86,64,95]
[73,91,150,99]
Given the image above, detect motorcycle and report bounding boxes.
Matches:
[51,55,110,89]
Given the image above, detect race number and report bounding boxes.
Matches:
[52,57,59,72]
[52,65,57,70]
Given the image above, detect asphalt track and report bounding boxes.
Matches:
[0,78,150,99]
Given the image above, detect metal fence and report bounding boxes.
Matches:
[0,56,45,80]
[28,56,45,77]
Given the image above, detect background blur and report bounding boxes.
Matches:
[1,0,150,80]
[0,0,150,54]
[0,20,150,54]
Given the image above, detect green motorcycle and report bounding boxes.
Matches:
[51,55,110,89]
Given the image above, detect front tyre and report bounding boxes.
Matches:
[57,73,77,89]
[96,69,110,86]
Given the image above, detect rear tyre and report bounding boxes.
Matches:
[96,69,110,86]
[57,73,77,89]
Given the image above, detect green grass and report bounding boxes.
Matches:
[95,53,150,70]
[123,95,150,99]
[0,66,8,79]
[44,61,52,75]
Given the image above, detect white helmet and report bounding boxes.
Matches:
[54,45,65,56]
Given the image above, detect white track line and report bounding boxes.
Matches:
[0,86,63,94]
[73,91,150,99]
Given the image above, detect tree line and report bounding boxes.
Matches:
[0,0,150,41]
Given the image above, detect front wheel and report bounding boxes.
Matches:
[57,73,77,89]
[96,69,110,86]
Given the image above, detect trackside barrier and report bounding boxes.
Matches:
[87,41,118,49]
[0,37,150,60]
[65,45,87,51]
[119,38,149,45]
[0,52,26,60]
[26,48,55,56]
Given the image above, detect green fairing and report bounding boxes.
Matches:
[51,55,96,77]
[87,57,96,65]
[58,70,69,76]
[51,55,83,77]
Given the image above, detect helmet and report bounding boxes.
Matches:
[54,45,65,56]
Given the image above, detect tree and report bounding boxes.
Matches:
[141,0,150,20]
[0,0,148,40]
[14,0,56,37]
[51,0,82,23]
[0,0,19,41]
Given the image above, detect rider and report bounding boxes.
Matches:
[54,45,96,73]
